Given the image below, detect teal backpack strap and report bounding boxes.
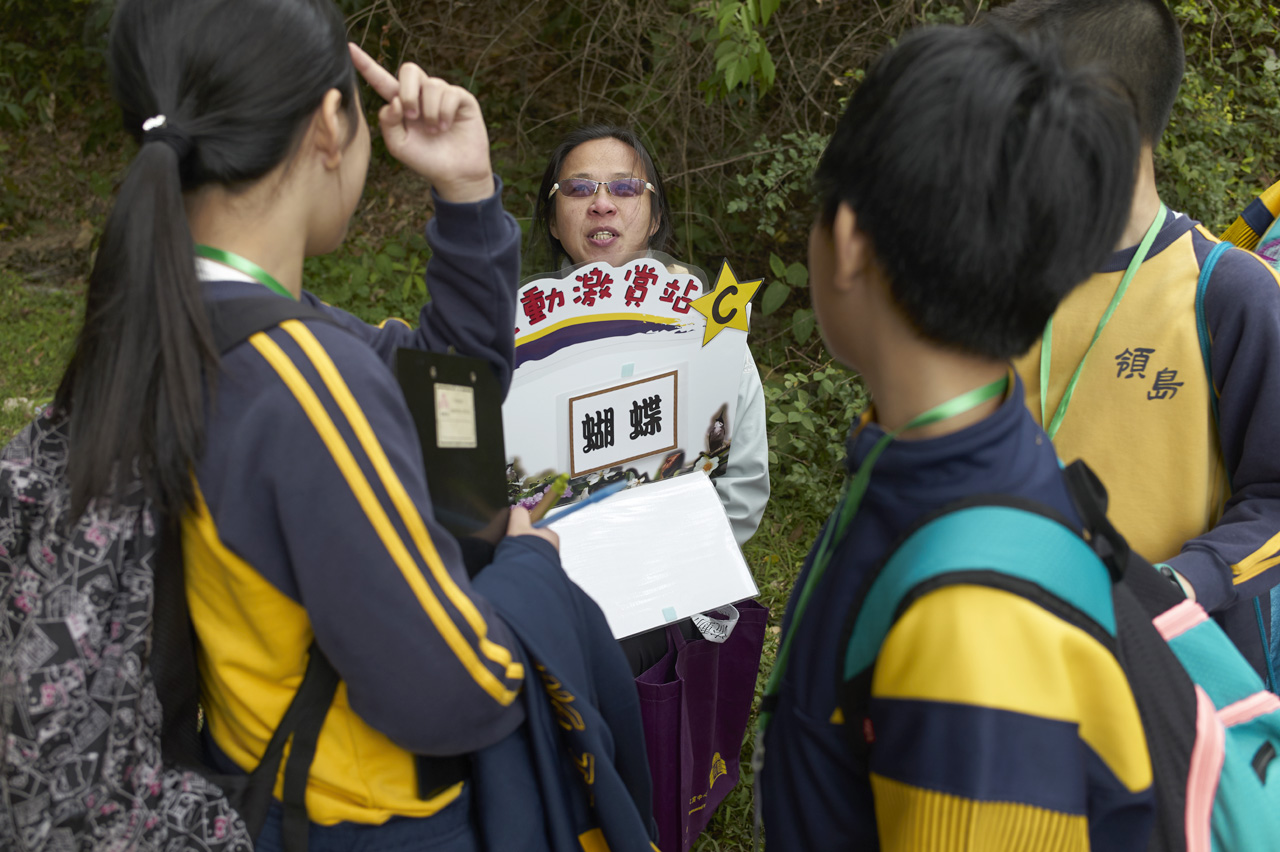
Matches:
[841,498,1116,683]
[1195,239,1232,428]
[1194,240,1276,690]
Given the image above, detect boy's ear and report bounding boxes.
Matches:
[311,89,348,170]
[831,203,875,293]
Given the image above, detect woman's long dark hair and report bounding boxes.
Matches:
[531,125,674,270]
[56,0,358,517]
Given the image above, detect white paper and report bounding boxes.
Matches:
[433,383,477,449]
[545,472,758,638]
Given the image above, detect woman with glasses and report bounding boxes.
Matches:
[531,125,770,672]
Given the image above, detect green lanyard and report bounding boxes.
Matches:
[194,244,297,301]
[1039,204,1165,440]
[756,372,1010,737]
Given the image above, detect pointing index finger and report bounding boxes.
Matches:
[348,42,399,103]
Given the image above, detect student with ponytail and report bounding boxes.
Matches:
[26,0,654,847]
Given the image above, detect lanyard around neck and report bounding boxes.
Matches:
[194,244,296,301]
[1038,204,1166,441]
[757,372,1010,736]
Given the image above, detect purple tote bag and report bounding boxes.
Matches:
[635,600,768,852]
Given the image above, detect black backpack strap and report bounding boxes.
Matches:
[149,295,339,845]
[258,643,342,852]
[1060,460,1129,582]
[1060,460,1187,617]
[205,295,334,354]
[150,523,208,772]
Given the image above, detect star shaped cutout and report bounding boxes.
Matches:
[690,261,763,347]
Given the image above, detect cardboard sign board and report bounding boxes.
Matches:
[543,472,758,638]
[501,255,764,635]
[504,254,760,509]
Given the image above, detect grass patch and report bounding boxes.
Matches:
[0,269,81,440]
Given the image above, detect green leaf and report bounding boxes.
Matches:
[717,2,740,34]
[759,0,780,27]
[792,307,815,343]
[732,56,752,91]
[785,262,808,288]
[759,49,777,91]
[769,252,786,278]
[727,61,747,92]
[714,39,738,66]
[769,411,787,423]
[761,280,790,315]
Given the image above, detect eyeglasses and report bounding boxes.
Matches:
[547,178,656,199]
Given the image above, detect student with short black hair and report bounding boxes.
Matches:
[993,0,1280,681]
[989,0,1184,146]
[758,23,1155,851]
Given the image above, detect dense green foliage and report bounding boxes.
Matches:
[1160,1,1280,231]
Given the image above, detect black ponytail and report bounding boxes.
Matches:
[57,139,212,518]
[55,0,358,517]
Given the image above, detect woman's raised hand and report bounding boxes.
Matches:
[349,43,494,204]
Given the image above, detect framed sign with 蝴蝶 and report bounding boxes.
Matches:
[568,370,678,477]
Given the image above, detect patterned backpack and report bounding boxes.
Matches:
[0,297,339,852]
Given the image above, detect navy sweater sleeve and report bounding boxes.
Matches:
[1168,245,1280,610]
[302,176,521,395]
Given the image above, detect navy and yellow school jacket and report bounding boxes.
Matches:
[184,181,547,825]
[760,377,1154,851]
[1015,208,1280,676]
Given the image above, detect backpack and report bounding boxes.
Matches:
[1221,179,1280,269]
[0,297,342,852]
[837,461,1280,852]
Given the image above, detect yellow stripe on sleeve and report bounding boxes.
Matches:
[248,330,519,705]
[871,774,1089,852]
[1229,529,1280,585]
[279,321,522,679]
[873,585,1151,793]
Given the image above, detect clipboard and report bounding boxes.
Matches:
[394,349,510,552]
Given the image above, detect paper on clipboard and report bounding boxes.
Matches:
[544,471,758,638]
